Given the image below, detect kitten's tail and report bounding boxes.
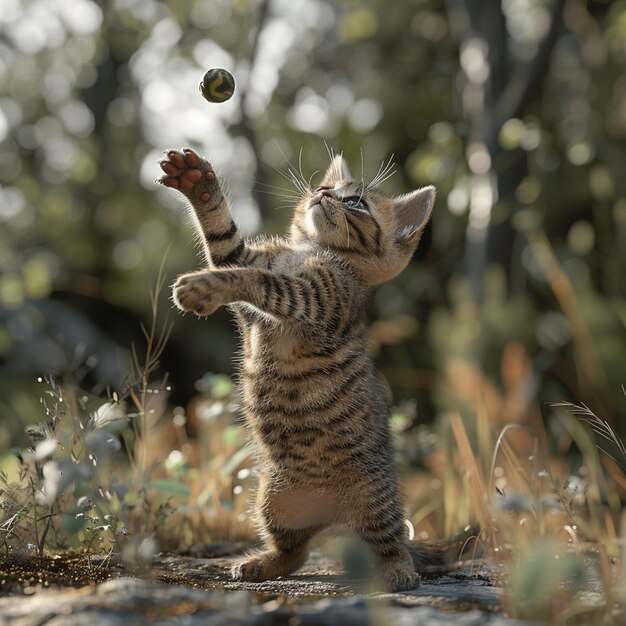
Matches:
[409,524,481,573]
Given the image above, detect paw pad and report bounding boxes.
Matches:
[157,148,219,204]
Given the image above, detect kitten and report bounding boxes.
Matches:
[158,148,457,591]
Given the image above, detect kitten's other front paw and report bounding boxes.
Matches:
[231,552,295,582]
[230,557,267,582]
[172,271,231,316]
[157,148,219,206]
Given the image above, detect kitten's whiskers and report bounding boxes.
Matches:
[254,181,303,204]
[258,141,314,205]
[366,155,396,191]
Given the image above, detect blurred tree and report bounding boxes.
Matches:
[0,0,624,441]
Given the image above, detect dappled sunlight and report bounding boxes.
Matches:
[1,0,625,622]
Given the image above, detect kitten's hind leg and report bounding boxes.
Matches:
[359,528,420,592]
[231,525,320,582]
[349,484,421,591]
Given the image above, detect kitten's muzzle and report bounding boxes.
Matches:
[309,193,337,226]
[310,189,335,207]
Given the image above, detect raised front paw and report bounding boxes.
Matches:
[157,148,219,205]
[172,271,231,316]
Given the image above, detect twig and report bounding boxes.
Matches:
[37,510,55,557]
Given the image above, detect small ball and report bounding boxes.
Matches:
[199,68,235,103]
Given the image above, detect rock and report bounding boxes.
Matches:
[0,576,538,626]
[0,552,549,626]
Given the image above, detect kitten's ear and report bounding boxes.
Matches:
[320,154,352,187]
[394,186,436,244]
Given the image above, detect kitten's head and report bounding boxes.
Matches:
[290,155,435,285]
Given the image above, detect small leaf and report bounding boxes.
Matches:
[212,374,232,399]
[34,439,57,460]
[91,402,128,429]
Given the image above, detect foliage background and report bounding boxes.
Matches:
[0,0,624,456]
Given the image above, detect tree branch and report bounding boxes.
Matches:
[492,0,565,133]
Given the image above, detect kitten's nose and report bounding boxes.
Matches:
[311,189,335,204]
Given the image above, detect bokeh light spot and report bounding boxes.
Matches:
[588,165,614,200]
[348,98,383,134]
[338,7,379,43]
[499,118,525,150]
[515,177,541,205]
[113,240,143,270]
[567,141,594,165]
[0,273,25,309]
[567,221,595,256]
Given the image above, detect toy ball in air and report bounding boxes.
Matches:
[199,68,235,103]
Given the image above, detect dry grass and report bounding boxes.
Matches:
[1,250,624,625]
[402,350,625,624]
[2,351,624,624]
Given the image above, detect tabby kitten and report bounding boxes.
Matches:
[158,147,441,591]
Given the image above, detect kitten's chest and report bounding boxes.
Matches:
[242,323,320,370]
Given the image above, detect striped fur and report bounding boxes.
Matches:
[158,148,445,591]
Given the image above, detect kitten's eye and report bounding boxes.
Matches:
[344,198,368,211]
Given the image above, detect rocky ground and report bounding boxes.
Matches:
[0,548,602,626]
